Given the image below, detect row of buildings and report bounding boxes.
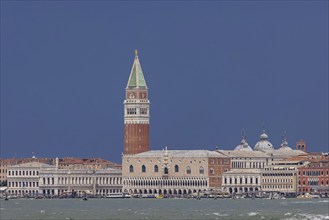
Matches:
[1,143,328,197]
[120,50,328,197]
[1,50,328,198]
[1,157,122,197]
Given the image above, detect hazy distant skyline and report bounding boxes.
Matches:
[1,1,328,163]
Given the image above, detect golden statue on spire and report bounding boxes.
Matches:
[135,49,138,56]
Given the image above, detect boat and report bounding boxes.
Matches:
[106,193,131,198]
[82,192,88,201]
[156,194,164,199]
[142,194,155,198]
[123,194,132,198]
[297,193,320,199]
[106,193,125,198]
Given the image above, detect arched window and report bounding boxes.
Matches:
[129,165,134,173]
[164,167,169,174]
[199,166,204,174]
[175,165,179,173]
[141,165,146,173]
[186,166,191,174]
[154,165,158,173]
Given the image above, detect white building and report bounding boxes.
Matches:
[221,169,261,194]
[122,148,230,196]
[6,160,123,197]
[220,133,307,195]
[39,165,122,197]
[6,161,52,196]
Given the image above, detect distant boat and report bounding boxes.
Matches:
[297,193,320,199]
[106,193,131,198]
[82,192,88,201]
[156,194,164,199]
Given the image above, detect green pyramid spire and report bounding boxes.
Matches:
[126,50,147,88]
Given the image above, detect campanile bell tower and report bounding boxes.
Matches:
[124,50,150,154]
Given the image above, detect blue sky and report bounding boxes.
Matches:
[1,1,328,163]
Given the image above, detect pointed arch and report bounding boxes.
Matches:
[199,166,204,174]
[175,165,179,172]
[186,166,191,174]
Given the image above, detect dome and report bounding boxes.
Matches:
[279,139,292,151]
[234,141,243,150]
[234,137,253,151]
[260,133,268,140]
[254,131,274,151]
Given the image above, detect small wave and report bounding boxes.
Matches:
[285,213,329,220]
[40,210,45,214]
[318,200,329,203]
[292,201,314,204]
[284,212,292,216]
[248,212,260,216]
[300,213,329,220]
[213,212,229,217]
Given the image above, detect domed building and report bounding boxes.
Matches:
[234,135,253,151]
[254,131,274,151]
[278,138,292,151]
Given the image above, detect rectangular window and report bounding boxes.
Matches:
[127,108,137,115]
[140,108,148,115]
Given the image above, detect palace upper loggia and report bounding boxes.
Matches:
[121,50,326,196]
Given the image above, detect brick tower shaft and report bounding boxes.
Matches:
[124,50,150,154]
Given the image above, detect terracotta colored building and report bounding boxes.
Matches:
[123,50,150,155]
[208,157,230,191]
[296,140,307,152]
[57,157,118,170]
[298,154,329,196]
